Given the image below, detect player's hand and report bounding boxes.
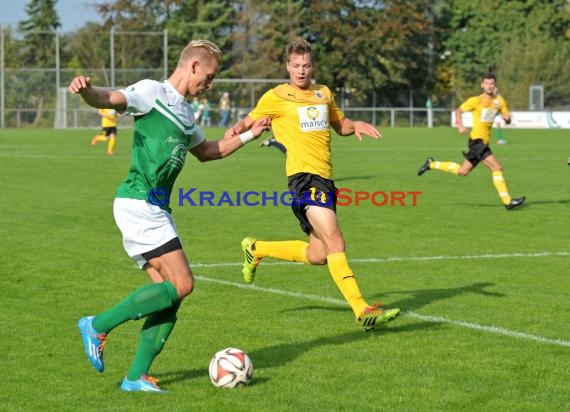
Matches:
[250,117,272,138]
[458,125,468,134]
[224,127,239,140]
[68,76,91,94]
[354,121,382,142]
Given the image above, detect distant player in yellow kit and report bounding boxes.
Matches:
[91,108,118,155]
[227,38,400,331]
[418,72,525,210]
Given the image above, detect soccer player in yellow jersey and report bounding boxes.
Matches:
[417,73,525,210]
[227,38,400,330]
[91,108,118,155]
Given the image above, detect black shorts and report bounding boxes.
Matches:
[463,138,492,167]
[287,172,337,235]
[103,127,117,137]
[142,237,182,261]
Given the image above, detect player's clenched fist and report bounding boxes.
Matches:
[68,76,92,94]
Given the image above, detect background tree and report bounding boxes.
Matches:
[17,0,61,125]
[93,0,183,85]
[65,23,112,84]
[166,0,236,73]
[301,0,436,108]
[230,0,304,78]
[445,0,570,108]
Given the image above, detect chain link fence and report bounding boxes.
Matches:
[0,27,458,129]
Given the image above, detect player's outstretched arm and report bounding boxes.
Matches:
[224,116,255,140]
[68,75,127,111]
[190,117,271,162]
[331,118,382,141]
[455,108,468,134]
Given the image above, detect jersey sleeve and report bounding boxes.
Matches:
[498,96,510,116]
[248,90,281,120]
[459,97,478,112]
[188,126,206,150]
[118,79,159,116]
[326,87,344,122]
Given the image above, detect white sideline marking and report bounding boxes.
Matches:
[191,251,570,268]
[195,275,570,348]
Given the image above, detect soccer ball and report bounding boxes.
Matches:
[209,347,253,388]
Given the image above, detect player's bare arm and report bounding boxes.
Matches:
[455,108,468,134]
[331,118,381,141]
[224,116,255,140]
[69,75,127,111]
[192,117,270,161]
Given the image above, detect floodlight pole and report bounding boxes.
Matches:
[0,26,4,129]
[110,28,115,88]
[163,29,168,79]
[55,30,64,127]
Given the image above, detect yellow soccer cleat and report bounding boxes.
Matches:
[357,303,400,331]
[241,237,262,284]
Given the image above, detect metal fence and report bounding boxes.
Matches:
[1,27,451,129]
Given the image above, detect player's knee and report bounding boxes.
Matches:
[458,168,470,176]
[306,247,327,265]
[174,275,194,298]
[309,255,327,265]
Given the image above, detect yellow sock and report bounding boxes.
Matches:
[107,136,116,155]
[327,252,367,317]
[432,161,460,175]
[254,240,309,263]
[97,135,107,142]
[492,171,511,205]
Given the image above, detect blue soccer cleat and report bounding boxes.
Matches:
[120,374,167,393]
[77,316,106,372]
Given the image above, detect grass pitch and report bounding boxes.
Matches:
[1,126,568,411]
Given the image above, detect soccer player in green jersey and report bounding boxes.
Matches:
[69,40,270,393]
[418,73,525,210]
[493,87,507,145]
[227,38,400,331]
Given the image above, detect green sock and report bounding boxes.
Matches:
[127,302,180,381]
[93,281,179,334]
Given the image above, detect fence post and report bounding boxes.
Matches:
[110,28,115,88]
[163,29,168,79]
[1,26,4,129]
[426,98,433,128]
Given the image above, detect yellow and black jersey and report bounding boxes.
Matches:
[460,93,509,144]
[248,83,344,179]
[99,108,118,128]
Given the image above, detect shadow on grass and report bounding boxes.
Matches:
[334,174,379,183]
[279,282,503,316]
[159,283,501,386]
[464,198,570,208]
[158,322,437,386]
[374,281,505,312]
[519,198,570,205]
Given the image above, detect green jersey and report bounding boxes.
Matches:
[116,80,206,212]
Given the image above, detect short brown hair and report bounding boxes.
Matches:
[286,38,313,62]
[178,40,222,67]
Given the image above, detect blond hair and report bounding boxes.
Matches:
[286,38,313,62]
[178,40,222,67]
